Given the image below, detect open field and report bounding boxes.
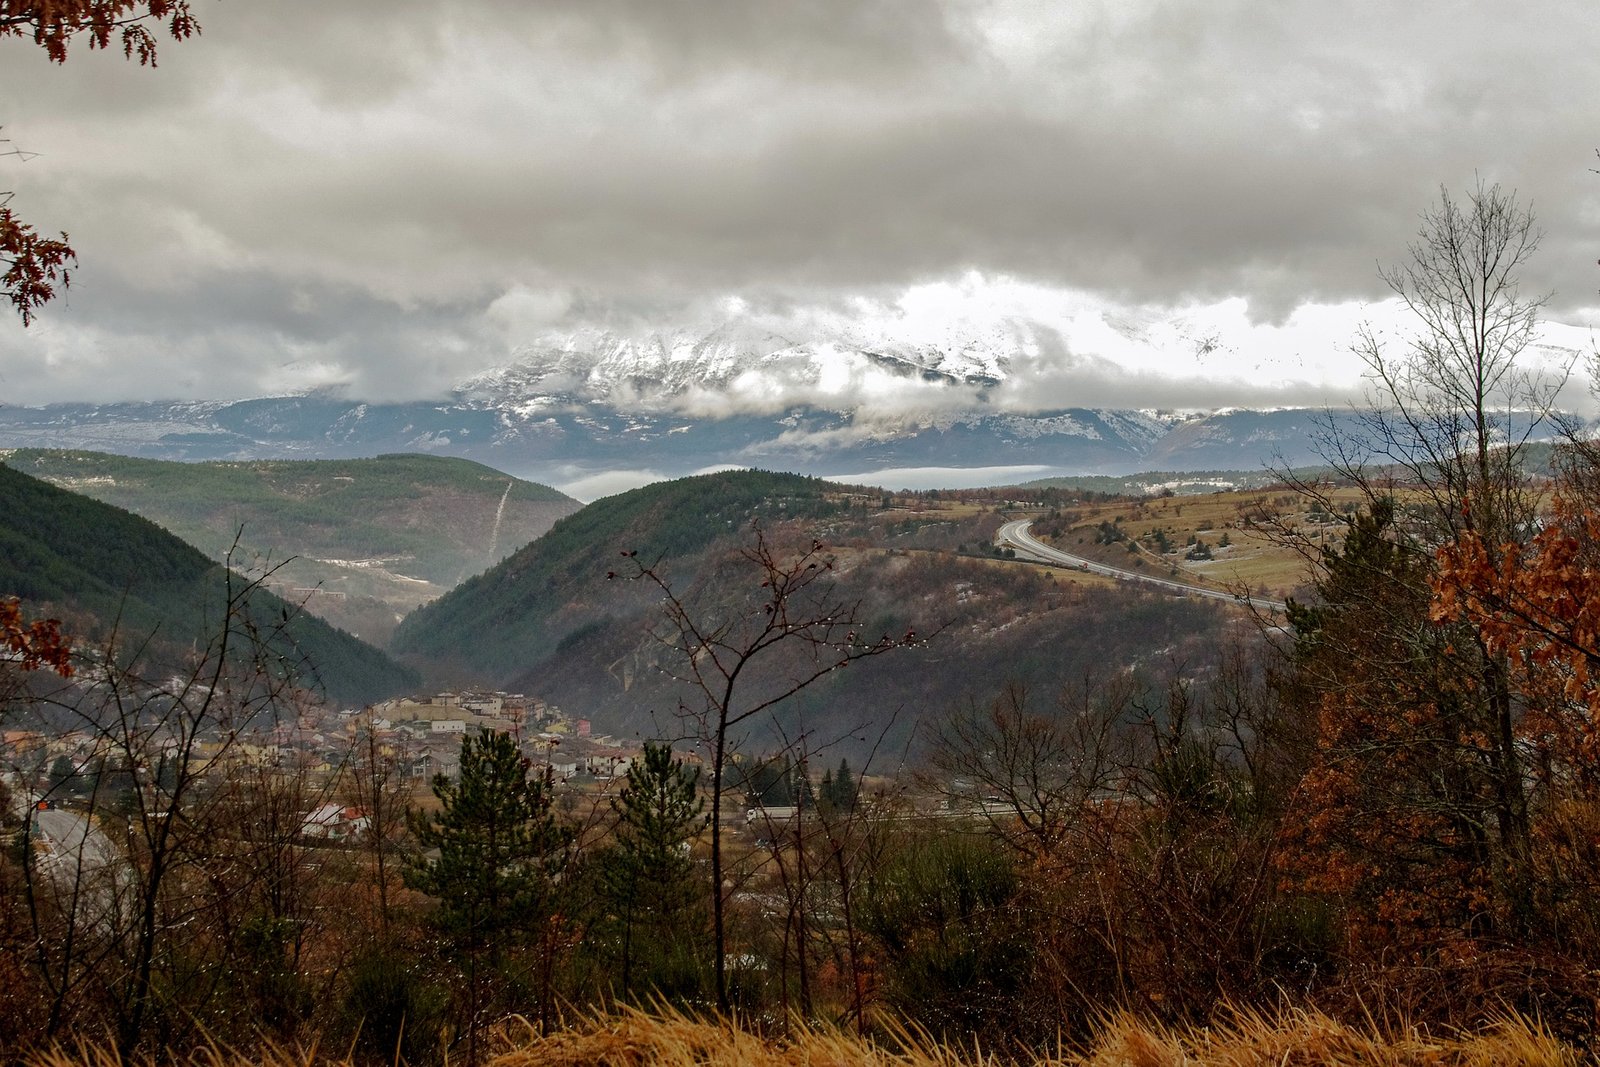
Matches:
[1023,485,1376,602]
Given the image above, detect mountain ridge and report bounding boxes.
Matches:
[0,463,417,705]
[0,319,1475,485]
[0,451,581,645]
[0,395,1356,490]
[388,468,1233,755]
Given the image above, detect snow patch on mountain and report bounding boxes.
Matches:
[458,315,1021,417]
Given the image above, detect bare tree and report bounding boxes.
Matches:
[924,677,1133,862]
[1343,179,1561,545]
[744,715,895,1028]
[617,524,922,1013]
[345,708,410,942]
[16,559,323,1053]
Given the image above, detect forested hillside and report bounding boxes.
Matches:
[0,450,578,644]
[526,546,1227,756]
[0,464,417,704]
[391,469,851,677]
[393,468,1235,753]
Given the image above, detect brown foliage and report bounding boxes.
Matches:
[0,205,74,325]
[1273,501,1521,955]
[1434,494,1600,766]
[0,1,198,64]
[1427,487,1600,1002]
[1,597,73,676]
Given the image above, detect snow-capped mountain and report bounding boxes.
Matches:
[0,318,1371,492]
[459,316,1014,416]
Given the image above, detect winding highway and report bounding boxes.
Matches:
[35,809,120,874]
[996,520,1284,614]
[32,807,127,928]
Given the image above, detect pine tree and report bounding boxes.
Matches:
[404,730,567,1063]
[596,742,707,999]
[1280,501,1501,948]
[793,760,817,809]
[831,758,858,813]
[742,754,794,807]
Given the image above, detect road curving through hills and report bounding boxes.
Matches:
[996,519,1284,615]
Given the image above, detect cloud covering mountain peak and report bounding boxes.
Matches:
[458,277,1392,420]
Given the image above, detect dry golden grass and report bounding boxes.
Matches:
[1075,1009,1580,1067]
[484,1005,1582,1067]
[16,1005,1580,1067]
[1046,487,1381,601]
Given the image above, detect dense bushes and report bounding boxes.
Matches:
[862,834,1030,1041]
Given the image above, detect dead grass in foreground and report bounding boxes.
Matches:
[16,1008,1583,1067]
[490,1006,1582,1067]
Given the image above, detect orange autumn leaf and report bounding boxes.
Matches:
[1,598,73,677]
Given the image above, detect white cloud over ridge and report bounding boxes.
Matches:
[0,1,1596,410]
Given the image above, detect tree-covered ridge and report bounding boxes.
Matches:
[0,450,575,584]
[391,469,844,677]
[0,463,416,704]
[393,466,1229,762]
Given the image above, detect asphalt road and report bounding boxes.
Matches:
[33,807,126,925]
[996,519,1285,614]
[35,808,119,872]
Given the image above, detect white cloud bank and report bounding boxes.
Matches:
[0,1,1597,410]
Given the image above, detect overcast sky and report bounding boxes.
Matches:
[1,0,1597,411]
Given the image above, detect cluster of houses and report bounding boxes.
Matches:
[2,688,650,846]
[349,690,644,785]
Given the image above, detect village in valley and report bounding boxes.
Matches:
[359,691,639,787]
[3,687,663,839]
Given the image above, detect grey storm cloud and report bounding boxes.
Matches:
[1,0,1597,407]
